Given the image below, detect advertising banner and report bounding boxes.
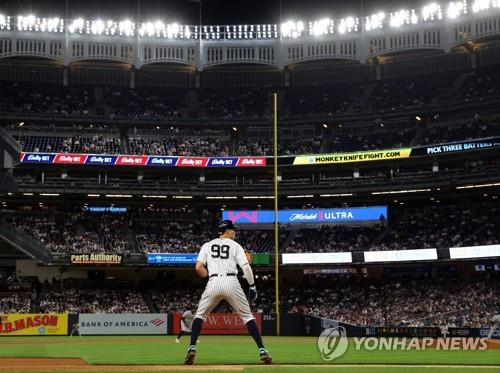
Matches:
[54,154,88,164]
[0,314,68,335]
[376,326,441,338]
[293,148,412,165]
[223,207,387,224]
[19,153,268,168]
[411,137,500,156]
[78,314,168,335]
[116,155,149,166]
[364,249,438,263]
[177,157,210,167]
[147,253,198,265]
[449,244,500,259]
[18,137,500,169]
[236,157,267,167]
[207,157,239,167]
[146,156,178,167]
[84,207,127,213]
[247,253,270,265]
[20,152,56,164]
[172,313,261,335]
[147,253,269,266]
[85,155,118,165]
[70,253,123,265]
[282,252,353,264]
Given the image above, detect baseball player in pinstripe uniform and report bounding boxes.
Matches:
[184,220,272,365]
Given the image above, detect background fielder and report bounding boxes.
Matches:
[184,219,272,365]
[487,314,500,339]
[175,309,195,343]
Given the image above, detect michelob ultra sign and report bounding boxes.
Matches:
[0,314,68,335]
[223,206,387,224]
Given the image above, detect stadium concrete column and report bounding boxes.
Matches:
[357,28,369,63]
[465,43,477,69]
[130,70,136,89]
[441,20,453,53]
[283,69,289,87]
[372,57,381,80]
[194,0,204,71]
[63,66,69,86]
[196,42,204,71]
[134,0,143,70]
[275,40,285,70]
[63,0,69,86]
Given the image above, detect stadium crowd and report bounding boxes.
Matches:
[1,67,498,122]
[4,202,500,256]
[38,283,149,313]
[6,211,132,255]
[127,136,230,157]
[282,274,499,328]
[106,87,183,121]
[19,273,497,328]
[16,134,122,154]
[286,202,500,253]
[0,292,34,313]
[12,117,500,157]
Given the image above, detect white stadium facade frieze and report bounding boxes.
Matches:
[0,1,500,70]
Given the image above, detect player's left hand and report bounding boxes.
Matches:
[248,285,258,303]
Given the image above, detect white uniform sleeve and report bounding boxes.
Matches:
[235,243,249,268]
[182,311,189,318]
[235,244,255,286]
[197,244,208,265]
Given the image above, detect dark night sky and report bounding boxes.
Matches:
[0,0,428,25]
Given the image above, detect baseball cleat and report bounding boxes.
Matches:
[184,345,196,365]
[175,339,180,343]
[259,348,272,364]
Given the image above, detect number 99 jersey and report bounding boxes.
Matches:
[197,237,249,275]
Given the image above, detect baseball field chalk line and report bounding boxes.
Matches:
[0,359,500,371]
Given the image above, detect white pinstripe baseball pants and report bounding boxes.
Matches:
[194,276,254,324]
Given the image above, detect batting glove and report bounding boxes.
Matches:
[248,285,258,303]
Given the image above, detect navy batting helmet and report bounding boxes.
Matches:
[218,219,238,234]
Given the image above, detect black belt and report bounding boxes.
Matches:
[209,273,236,278]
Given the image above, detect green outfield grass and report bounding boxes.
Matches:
[0,336,498,372]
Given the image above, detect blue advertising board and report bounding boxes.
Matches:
[222,206,387,224]
[147,253,198,265]
[85,155,118,165]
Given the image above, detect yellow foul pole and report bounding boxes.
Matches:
[273,92,280,336]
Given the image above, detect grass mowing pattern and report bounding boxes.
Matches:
[0,336,498,366]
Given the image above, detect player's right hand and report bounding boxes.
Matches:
[248,285,258,303]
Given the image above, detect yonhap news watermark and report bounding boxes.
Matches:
[317,327,491,361]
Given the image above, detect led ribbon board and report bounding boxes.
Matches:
[223,206,388,224]
[364,249,438,262]
[449,244,500,259]
[282,252,353,264]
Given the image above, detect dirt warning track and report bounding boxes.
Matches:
[1,359,500,371]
